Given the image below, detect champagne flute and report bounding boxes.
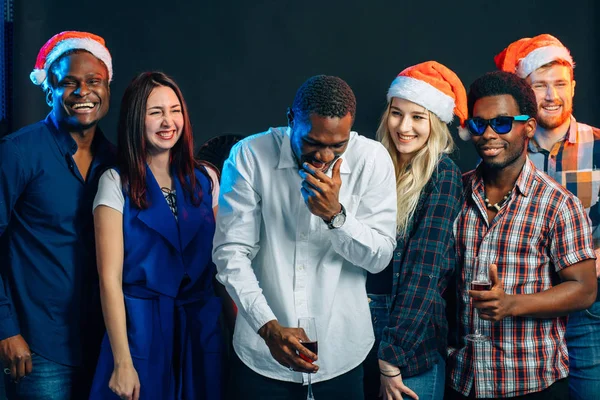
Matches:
[298,317,318,400]
[466,256,492,343]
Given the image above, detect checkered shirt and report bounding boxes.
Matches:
[448,158,595,398]
[528,117,600,248]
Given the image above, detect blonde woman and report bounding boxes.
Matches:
[363,61,466,400]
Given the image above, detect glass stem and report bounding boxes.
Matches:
[307,373,314,400]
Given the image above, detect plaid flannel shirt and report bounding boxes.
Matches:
[378,154,463,377]
[448,158,595,398]
[528,117,600,249]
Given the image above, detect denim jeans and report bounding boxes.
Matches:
[4,353,81,400]
[566,295,600,400]
[363,294,445,400]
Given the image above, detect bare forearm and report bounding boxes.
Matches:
[100,278,132,366]
[511,279,596,318]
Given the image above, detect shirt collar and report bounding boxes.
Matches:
[277,126,352,174]
[528,116,577,153]
[472,157,535,198]
[45,113,78,156]
[44,113,113,161]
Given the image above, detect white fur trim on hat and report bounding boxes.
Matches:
[516,46,573,79]
[31,37,113,86]
[458,126,471,141]
[30,69,47,86]
[387,76,455,123]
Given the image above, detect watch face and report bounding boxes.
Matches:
[331,213,346,228]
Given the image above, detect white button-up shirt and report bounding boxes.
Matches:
[213,127,397,383]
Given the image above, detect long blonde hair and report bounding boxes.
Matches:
[376,102,455,237]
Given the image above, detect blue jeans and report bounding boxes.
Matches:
[4,353,81,400]
[363,294,445,400]
[566,297,600,400]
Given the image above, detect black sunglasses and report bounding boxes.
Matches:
[466,115,530,136]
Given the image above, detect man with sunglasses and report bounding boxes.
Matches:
[495,34,600,400]
[446,71,597,399]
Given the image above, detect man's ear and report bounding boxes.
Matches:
[45,89,53,107]
[287,107,294,128]
[525,117,537,139]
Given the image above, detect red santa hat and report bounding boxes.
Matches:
[494,34,574,79]
[30,31,113,87]
[387,61,469,140]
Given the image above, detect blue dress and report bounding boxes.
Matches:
[89,166,221,400]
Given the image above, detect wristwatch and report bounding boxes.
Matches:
[326,204,346,229]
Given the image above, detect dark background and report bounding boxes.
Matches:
[10,0,600,172]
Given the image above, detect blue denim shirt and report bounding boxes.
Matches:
[0,114,115,366]
[378,154,462,377]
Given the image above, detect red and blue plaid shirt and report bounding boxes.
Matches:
[448,158,594,398]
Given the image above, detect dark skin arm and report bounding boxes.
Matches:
[0,334,32,382]
[258,320,319,373]
[470,259,597,321]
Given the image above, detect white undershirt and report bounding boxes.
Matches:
[93,167,220,213]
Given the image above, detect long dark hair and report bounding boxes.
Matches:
[117,71,203,209]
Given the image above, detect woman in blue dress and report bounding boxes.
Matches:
[89,72,222,400]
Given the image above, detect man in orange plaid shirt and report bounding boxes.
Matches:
[496,34,600,400]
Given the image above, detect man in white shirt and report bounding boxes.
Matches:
[213,75,397,399]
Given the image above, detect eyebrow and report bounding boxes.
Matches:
[147,104,182,110]
[390,105,428,115]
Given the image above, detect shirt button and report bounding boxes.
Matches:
[298,265,304,271]
[300,233,307,240]
[396,252,401,257]
[395,273,399,277]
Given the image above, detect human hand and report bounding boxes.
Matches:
[469,263,515,322]
[258,320,319,373]
[0,334,32,382]
[299,160,343,221]
[109,362,140,400]
[378,359,418,400]
[594,248,600,278]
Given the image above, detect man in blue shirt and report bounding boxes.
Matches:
[0,31,115,399]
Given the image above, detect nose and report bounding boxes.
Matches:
[161,113,174,128]
[398,115,412,133]
[315,147,335,163]
[74,82,90,97]
[545,85,559,101]
[481,124,499,140]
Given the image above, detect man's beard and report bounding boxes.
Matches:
[537,103,572,130]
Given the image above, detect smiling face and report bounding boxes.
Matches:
[386,97,431,163]
[471,94,535,170]
[144,85,184,156]
[526,63,575,132]
[48,51,110,132]
[289,112,352,173]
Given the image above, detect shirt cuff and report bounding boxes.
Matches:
[378,337,408,369]
[0,309,20,341]
[246,302,278,333]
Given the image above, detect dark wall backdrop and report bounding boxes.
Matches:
[12,0,599,171]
